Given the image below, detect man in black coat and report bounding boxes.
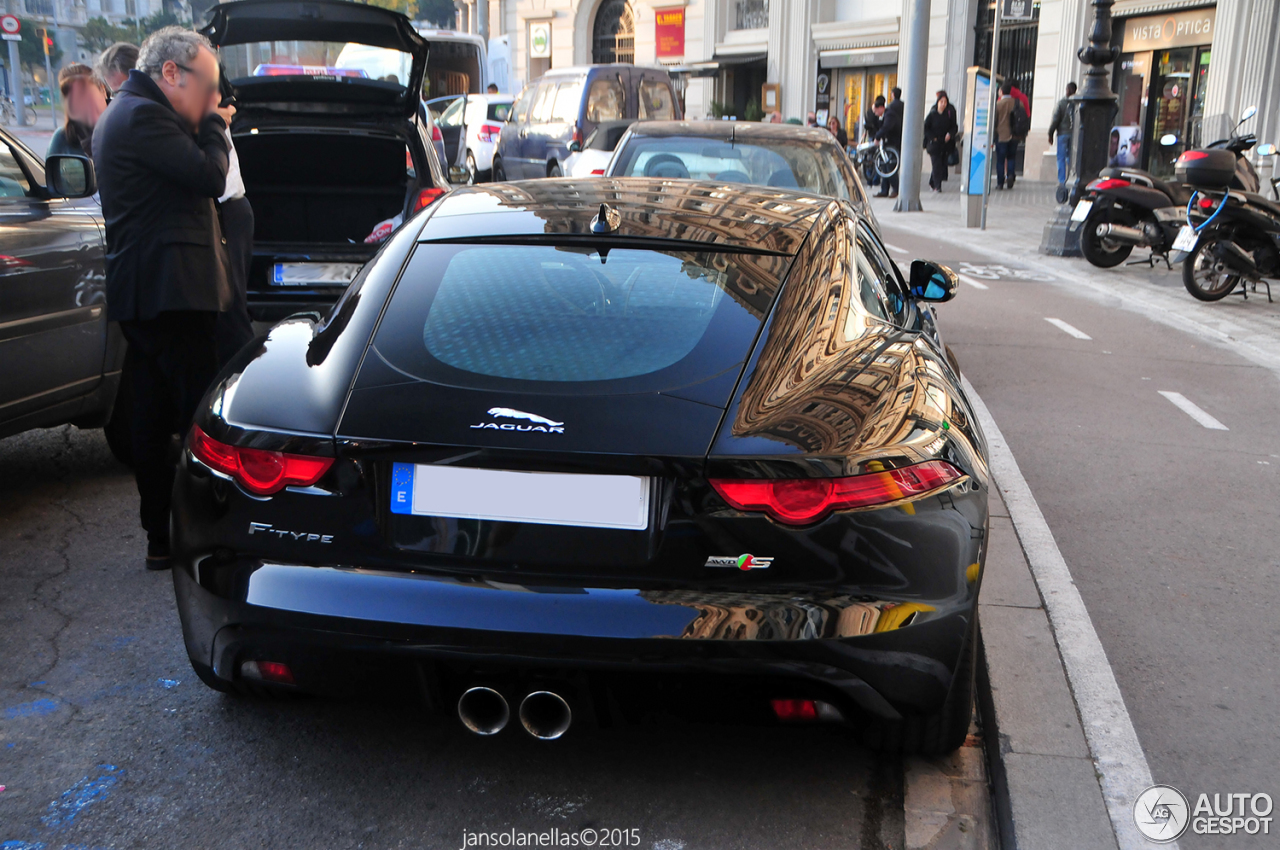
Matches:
[875,87,904,198]
[92,26,234,570]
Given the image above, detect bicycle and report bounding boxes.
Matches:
[852,140,901,184]
[0,96,38,127]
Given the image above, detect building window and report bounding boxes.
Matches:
[734,0,769,31]
[592,0,634,65]
[25,0,55,17]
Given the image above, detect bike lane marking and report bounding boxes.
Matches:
[1158,390,1229,430]
[1044,318,1092,340]
[957,274,990,290]
[962,375,1170,850]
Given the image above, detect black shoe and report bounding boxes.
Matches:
[875,192,890,198]
[146,538,171,571]
[1008,177,1015,189]
[996,183,1004,190]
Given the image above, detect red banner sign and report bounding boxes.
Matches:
[655,7,685,59]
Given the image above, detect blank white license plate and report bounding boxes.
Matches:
[271,262,362,286]
[389,463,650,530]
[1172,225,1198,252]
[1070,199,1093,222]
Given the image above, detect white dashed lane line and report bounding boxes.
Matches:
[1158,391,1229,430]
[1044,318,1092,340]
[957,274,990,291]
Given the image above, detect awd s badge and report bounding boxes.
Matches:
[705,554,774,570]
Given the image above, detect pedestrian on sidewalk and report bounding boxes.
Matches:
[95,42,139,94]
[875,87,903,198]
[47,64,110,159]
[826,114,847,149]
[862,95,885,188]
[1048,81,1077,203]
[92,27,235,571]
[994,81,1021,190]
[923,91,957,192]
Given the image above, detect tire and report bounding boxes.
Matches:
[548,162,562,178]
[1079,204,1134,268]
[492,156,506,182]
[875,146,899,178]
[103,364,134,468]
[1182,238,1241,302]
[858,613,977,756]
[465,152,478,185]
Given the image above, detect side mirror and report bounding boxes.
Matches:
[1258,143,1278,157]
[568,140,581,153]
[46,155,95,198]
[1159,133,1178,146]
[1240,105,1258,123]
[909,260,959,303]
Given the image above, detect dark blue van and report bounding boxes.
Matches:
[493,64,681,180]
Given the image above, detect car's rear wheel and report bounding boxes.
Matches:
[858,613,977,755]
[548,162,562,178]
[466,152,478,185]
[492,156,506,182]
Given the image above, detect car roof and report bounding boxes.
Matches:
[624,120,842,145]
[540,64,672,77]
[418,177,832,256]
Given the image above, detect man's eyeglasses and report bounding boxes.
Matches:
[174,62,218,96]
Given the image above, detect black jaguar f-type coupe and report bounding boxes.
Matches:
[172,178,990,754]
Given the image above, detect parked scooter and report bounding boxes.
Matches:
[1073,108,1263,269]
[1177,135,1280,301]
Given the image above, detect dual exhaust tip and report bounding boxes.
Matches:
[457,686,571,740]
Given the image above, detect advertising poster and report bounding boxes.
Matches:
[655,7,685,59]
[967,71,991,195]
[1108,125,1142,167]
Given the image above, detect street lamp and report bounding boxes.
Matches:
[1040,0,1119,256]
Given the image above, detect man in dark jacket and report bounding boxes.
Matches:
[875,87,904,198]
[92,26,234,570]
[1048,81,1077,200]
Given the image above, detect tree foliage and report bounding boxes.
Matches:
[80,16,137,53]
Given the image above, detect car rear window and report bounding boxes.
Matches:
[487,102,512,121]
[371,243,786,391]
[613,136,853,201]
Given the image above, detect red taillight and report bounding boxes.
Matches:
[1179,150,1209,162]
[189,425,334,496]
[478,123,502,142]
[414,187,446,211]
[432,124,443,142]
[709,460,965,525]
[590,168,605,175]
[771,699,818,721]
[571,124,583,146]
[406,149,413,169]
[1198,196,1216,209]
[241,660,295,684]
[1094,178,1130,190]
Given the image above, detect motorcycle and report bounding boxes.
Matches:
[1176,134,1280,302]
[1072,110,1263,269]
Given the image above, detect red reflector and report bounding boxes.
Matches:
[709,460,965,525]
[1198,197,1216,209]
[189,425,334,496]
[572,124,583,146]
[590,168,605,175]
[771,699,818,721]
[414,187,446,211]
[1179,150,1209,162]
[1094,178,1130,190]
[258,661,294,684]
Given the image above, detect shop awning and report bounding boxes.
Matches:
[669,53,767,78]
[819,46,899,69]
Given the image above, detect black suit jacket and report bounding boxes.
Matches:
[93,70,231,322]
[876,100,904,148]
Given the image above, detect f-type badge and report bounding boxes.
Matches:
[705,554,774,570]
[470,407,565,433]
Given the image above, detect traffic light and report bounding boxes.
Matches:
[38,27,51,56]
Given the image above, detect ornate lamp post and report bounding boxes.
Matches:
[1040,0,1120,256]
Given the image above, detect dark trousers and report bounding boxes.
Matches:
[928,147,949,190]
[995,140,1018,186]
[118,311,219,544]
[216,196,255,367]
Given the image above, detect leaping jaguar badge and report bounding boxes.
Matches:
[470,407,565,433]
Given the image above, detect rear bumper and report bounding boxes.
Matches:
[172,554,978,720]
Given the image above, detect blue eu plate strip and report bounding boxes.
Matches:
[390,462,414,514]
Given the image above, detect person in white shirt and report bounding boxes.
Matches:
[215,118,255,366]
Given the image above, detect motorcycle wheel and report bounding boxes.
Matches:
[1182,239,1242,302]
[875,147,900,179]
[1079,204,1134,268]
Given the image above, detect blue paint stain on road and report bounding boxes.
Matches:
[39,765,123,831]
[107,636,136,650]
[157,678,180,689]
[0,841,47,849]
[28,682,47,687]
[4,699,58,719]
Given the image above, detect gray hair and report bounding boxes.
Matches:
[95,41,138,82]
[137,27,213,80]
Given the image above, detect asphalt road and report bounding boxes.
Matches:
[879,221,1280,848]
[0,425,952,849]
